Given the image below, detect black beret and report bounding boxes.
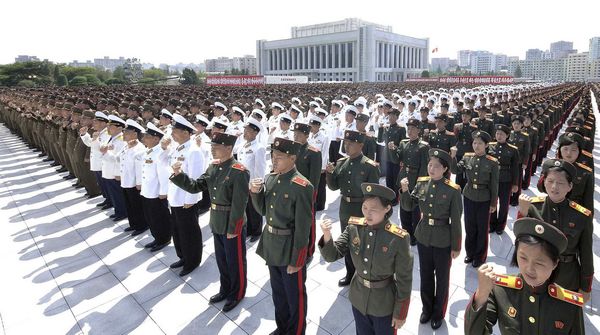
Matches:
[406,118,421,128]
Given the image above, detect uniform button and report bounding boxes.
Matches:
[277,180,280,183]
[363,270,367,275]
[270,205,273,208]
[529,296,535,303]
[364,258,368,262]
[474,172,478,175]
[213,187,216,190]
[219,167,222,170]
[475,165,478,167]
[428,213,432,217]
[269,217,273,221]
[347,181,350,183]
[369,232,373,236]
[552,220,556,224]
[528,317,535,324]
[212,197,216,199]
[348,171,351,174]
[430,194,433,198]
[273,192,276,196]
[366,245,370,249]
[432,184,436,188]
[429,204,433,207]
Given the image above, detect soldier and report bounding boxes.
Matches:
[551,132,594,209]
[171,131,250,311]
[101,114,128,221]
[270,114,293,142]
[355,113,376,160]
[473,106,495,137]
[192,114,212,215]
[307,115,330,212]
[521,111,538,190]
[519,159,593,303]
[250,137,313,335]
[377,108,405,206]
[139,122,172,252]
[465,218,583,334]
[450,131,499,268]
[508,114,530,206]
[76,110,102,198]
[388,118,429,246]
[426,114,457,153]
[453,109,478,189]
[488,124,520,235]
[119,119,147,235]
[319,183,412,334]
[158,109,174,138]
[327,100,345,162]
[237,118,267,242]
[166,114,205,276]
[325,130,380,286]
[402,149,462,330]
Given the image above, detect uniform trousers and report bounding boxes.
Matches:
[315,172,327,211]
[245,194,263,237]
[170,204,203,271]
[509,170,523,206]
[399,205,420,245]
[385,161,400,204]
[490,182,512,233]
[417,243,451,321]
[94,171,109,201]
[329,140,342,162]
[269,265,307,335]
[104,178,127,217]
[352,306,395,335]
[141,196,172,244]
[122,187,147,230]
[463,197,490,263]
[214,230,247,303]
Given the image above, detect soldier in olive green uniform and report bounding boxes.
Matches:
[426,114,457,153]
[519,159,593,302]
[453,109,478,189]
[170,132,250,312]
[508,115,530,206]
[319,183,413,334]
[377,108,406,205]
[250,137,313,335]
[451,131,499,267]
[355,113,377,160]
[465,217,584,335]
[552,132,594,210]
[389,118,429,246]
[521,111,539,189]
[326,130,380,286]
[292,122,322,261]
[403,149,462,330]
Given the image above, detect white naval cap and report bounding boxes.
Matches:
[212,118,229,130]
[160,108,173,119]
[231,106,245,116]
[94,111,109,121]
[214,101,228,111]
[146,122,164,137]
[194,114,210,127]
[254,98,265,109]
[279,113,293,123]
[251,109,266,119]
[172,113,196,133]
[125,119,145,133]
[271,102,284,110]
[245,117,263,132]
[108,114,126,127]
[309,114,323,125]
[314,107,328,116]
[309,101,320,108]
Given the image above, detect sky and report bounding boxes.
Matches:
[2,0,599,66]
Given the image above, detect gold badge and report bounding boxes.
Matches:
[554,160,561,167]
[366,185,372,192]
[275,141,280,146]
[534,224,544,234]
[352,236,360,245]
[507,307,517,318]
[284,193,289,198]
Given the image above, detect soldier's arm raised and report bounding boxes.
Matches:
[318,222,350,262]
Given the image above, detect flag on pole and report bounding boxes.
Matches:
[432,47,439,53]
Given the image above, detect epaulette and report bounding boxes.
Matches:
[420,140,429,145]
[231,163,246,171]
[116,135,123,141]
[417,176,430,182]
[569,201,591,216]
[530,196,546,203]
[464,152,475,156]
[444,178,460,190]
[385,223,408,238]
[337,156,348,162]
[292,175,309,187]
[576,162,592,173]
[308,145,320,152]
[581,150,592,158]
[211,159,221,165]
[400,138,410,142]
[494,274,523,290]
[365,158,377,167]
[548,284,584,307]
[583,125,592,130]
[348,216,366,226]
[486,155,498,163]
[522,132,529,136]
[489,141,498,145]
[507,143,518,150]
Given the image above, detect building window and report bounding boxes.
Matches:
[348,43,353,68]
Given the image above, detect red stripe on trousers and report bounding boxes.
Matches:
[296,269,305,335]
[236,234,245,301]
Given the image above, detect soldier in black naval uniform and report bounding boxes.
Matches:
[488,124,520,235]
[292,122,322,263]
[465,217,584,335]
[355,113,377,160]
[451,131,499,268]
[319,183,413,334]
[453,109,478,189]
[250,137,313,335]
[389,118,429,246]
[326,130,380,286]
[377,108,406,205]
[170,132,250,311]
[402,149,462,330]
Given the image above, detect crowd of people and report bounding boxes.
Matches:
[0,81,597,334]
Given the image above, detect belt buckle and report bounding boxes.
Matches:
[473,184,478,189]
[268,225,273,234]
[428,218,435,225]
[345,196,350,202]
[211,204,216,210]
[363,279,371,288]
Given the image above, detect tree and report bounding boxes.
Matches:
[69,76,88,86]
[53,65,60,83]
[143,68,167,80]
[180,68,199,85]
[436,65,442,75]
[514,65,523,78]
[112,66,126,81]
[17,79,35,87]
[56,74,68,86]
[421,70,430,78]
[61,66,97,81]
[105,78,125,85]
[84,74,102,86]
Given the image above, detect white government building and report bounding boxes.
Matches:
[256,18,429,82]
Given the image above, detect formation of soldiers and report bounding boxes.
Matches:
[0,80,597,335]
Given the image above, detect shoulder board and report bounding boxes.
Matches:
[308,145,320,152]
[420,140,429,145]
[337,156,348,162]
[231,163,246,171]
[417,176,431,182]
[548,284,584,307]
[507,143,518,150]
[116,135,123,140]
[464,152,475,156]
[494,274,523,290]
[292,175,309,187]
[384,223,408,238]
[584,136,591,141]
[576,162,592,173]
[581,150,592,158]
[583,125,592,130]
[530,196,546,203]
[486,155,499,163]
[489,141,497,145]
[211,159,221,165]
[348,216,366,226]
[444,178,460,190]
[400,139,410,142]
[569,201,591,216]
[365,158,377,167]
[522,132,529,136]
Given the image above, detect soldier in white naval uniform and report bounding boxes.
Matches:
[101,114,128,221]
[81,111,111,208]
[119,119,147,235]
[308,115,330,211]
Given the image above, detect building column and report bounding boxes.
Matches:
[345,43,349,68]
[391,44,395,68]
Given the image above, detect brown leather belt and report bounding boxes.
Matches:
[426,218,449,226]
[266,224,292,236]
[343,196,363,203]
[356,276,393,289]
[211,204,231,211]
[560,254,576,263]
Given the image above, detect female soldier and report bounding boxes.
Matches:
[519,159,593,304]
[465,217,584,334]
[451,130,499,268]
[537,132,593,210]
[401,149,462,330]
[319,183,413,334]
